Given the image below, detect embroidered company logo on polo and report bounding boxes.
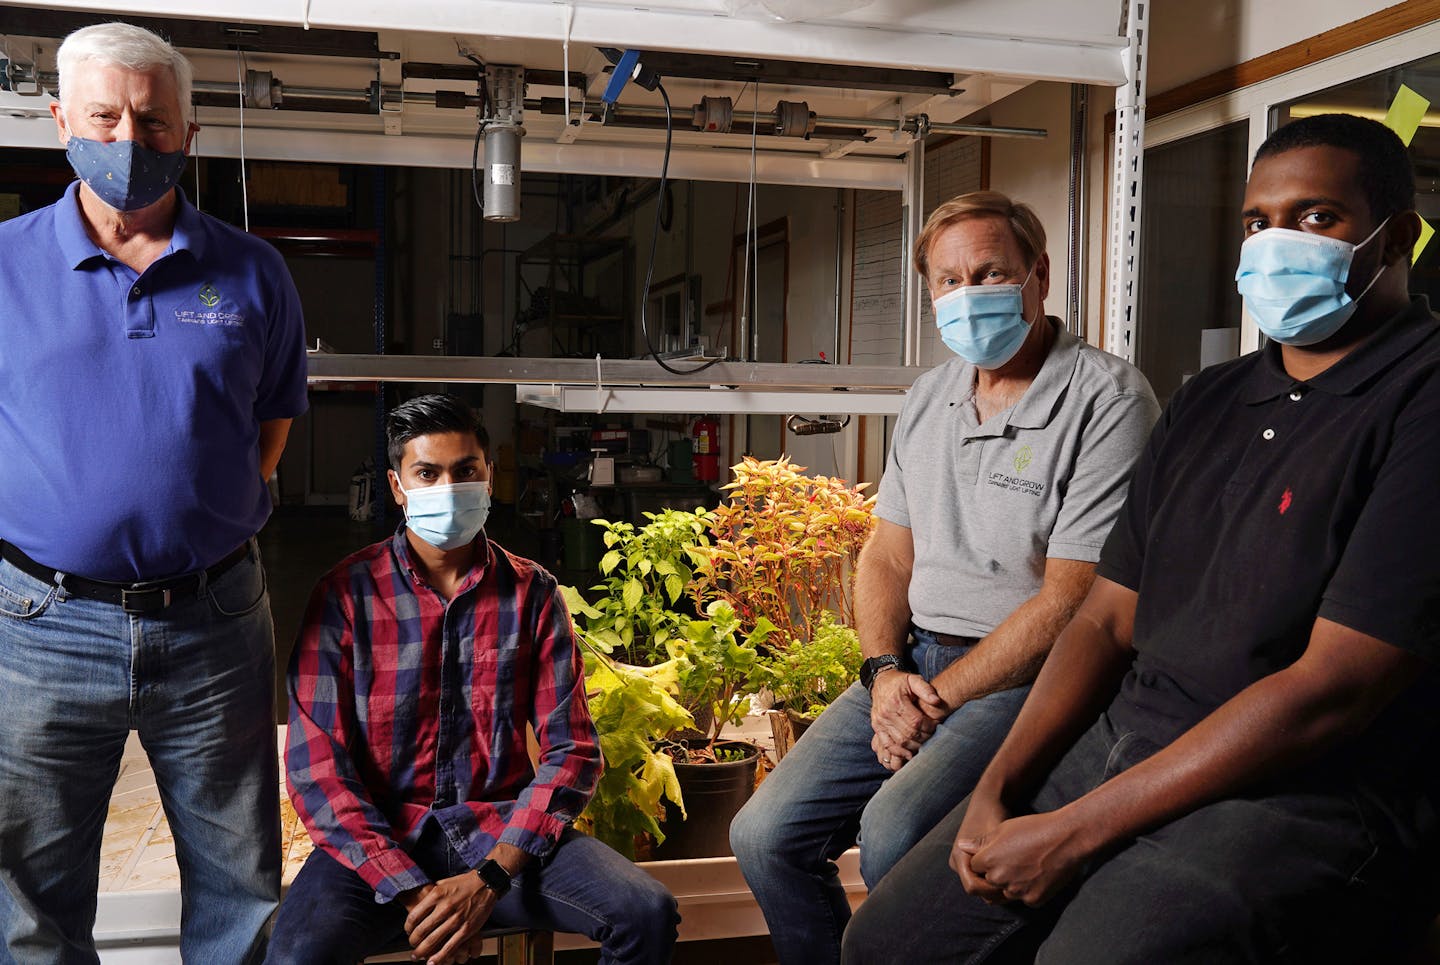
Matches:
[174,283,246,328]
[988,445,1046,497]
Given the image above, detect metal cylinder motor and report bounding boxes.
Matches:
[482,64,526,223]
[483,124,522,222]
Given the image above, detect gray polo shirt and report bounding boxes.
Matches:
[876,319,1160,638]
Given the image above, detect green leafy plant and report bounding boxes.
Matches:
[566,485,869,847]
[573,640,695,859]
[664,600,776,757]
[690,456,876,647]
[760,615,863,719]
[562,508,714,666]
[570,600,775,850]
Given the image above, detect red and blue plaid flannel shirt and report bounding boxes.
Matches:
[285,527,601,902]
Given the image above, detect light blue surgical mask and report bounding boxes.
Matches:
[932,265,1037,369]
[1234,218,1389,346]
[64,135,188,212]
[400,481,491,551]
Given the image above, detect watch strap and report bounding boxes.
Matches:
[861,654,903,691]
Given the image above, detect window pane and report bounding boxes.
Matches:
[1274,52,1440,305]
[1137,121,1250,405]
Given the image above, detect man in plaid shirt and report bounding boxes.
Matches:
[269,394,678,965]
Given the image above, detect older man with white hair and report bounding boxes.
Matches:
[0,22,307,964]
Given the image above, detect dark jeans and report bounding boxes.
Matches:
[842,712,1434,965]
[0,551,279,965]
[729,631,1029,965]
[266,825,678,965]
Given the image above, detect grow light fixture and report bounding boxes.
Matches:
[515,385,907,416]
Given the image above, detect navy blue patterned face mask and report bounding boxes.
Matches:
[64,135,187,211]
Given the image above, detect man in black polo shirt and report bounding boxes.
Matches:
[842,113,1440,964]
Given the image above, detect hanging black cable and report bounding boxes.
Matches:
[467,53,489,216]
[470,120,485,215]
[639,82,725,375]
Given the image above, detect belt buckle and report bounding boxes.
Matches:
[121,584,173,614]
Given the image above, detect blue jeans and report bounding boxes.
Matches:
[265,824,679,964]
[842,712,1435,965]
[730,631,1030,965]
[0,548,280,965]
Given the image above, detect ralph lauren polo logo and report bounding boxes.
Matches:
[1278,488,1293,515]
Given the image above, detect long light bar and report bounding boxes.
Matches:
[515,384,907,415]
[306,353,925,390]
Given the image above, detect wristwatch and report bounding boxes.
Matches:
[475,858,513,898]
[860,654,904,691]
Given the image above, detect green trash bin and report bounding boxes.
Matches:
[668,438,695,483]
[561,518,602,573]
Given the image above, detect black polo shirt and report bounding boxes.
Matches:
[1098,297,1440,792]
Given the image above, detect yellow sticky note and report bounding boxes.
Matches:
[1384,84,1430,147]
[1414,218,1435,265]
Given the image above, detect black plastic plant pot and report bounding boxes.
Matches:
[651,740,760,860]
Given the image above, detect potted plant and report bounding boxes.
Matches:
[572,638,695,860]
[651,600,776,860]
[759,614,863,759]
[565,466,876,858]
[562,507,755,859]
[569,599,775,860]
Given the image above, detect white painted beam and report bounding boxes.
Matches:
[18,0,1129,86]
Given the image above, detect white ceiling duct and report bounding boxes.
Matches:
[725,0,877,24]
[4,1,1130,85]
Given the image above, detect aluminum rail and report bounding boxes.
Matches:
[11,67,1044,139]
[575,100,1048,139]
[307,353,926,389]
[16,67,373,104]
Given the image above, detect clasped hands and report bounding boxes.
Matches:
[948,794,1092,908]
[868,670,949,772]
[867,671,1092,906]
[398,871,497,965]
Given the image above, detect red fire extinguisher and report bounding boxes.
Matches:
[692,415,721,482]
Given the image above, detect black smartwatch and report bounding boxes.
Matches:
[475,858,513,898]
[860,654,904,691]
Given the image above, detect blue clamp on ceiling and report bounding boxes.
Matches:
[601,48,642,105]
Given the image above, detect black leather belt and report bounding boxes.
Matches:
[917,627,981,647]
[0,541,249,614]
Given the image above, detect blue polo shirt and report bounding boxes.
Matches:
[0,182,309,581]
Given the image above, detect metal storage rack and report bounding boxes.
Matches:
[514,234,632,358]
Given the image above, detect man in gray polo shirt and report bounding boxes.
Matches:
[730,190,1158,965]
